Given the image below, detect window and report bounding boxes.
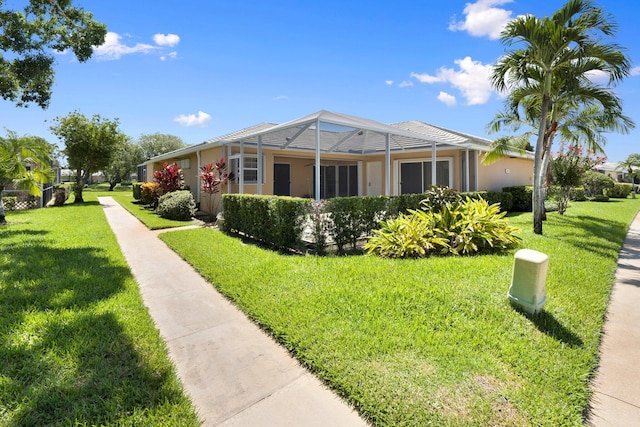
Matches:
[176,158,190,169]
[230,155,264,184]
[399,159,452,194]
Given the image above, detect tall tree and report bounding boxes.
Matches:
[103,137,144,191]
[0,130,53,223]
[138,133,187,160]
[490,0,631,234]
[0,0,107,108]
[50,112,127,203]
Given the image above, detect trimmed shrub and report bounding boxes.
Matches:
[157,190,196,221]
[365,197,521,258]
[141,182,160,205]
[570,187,586,201]
[2,196,17,211]
[132,183,142,200]
[605,183,632,199]
[590,194,610,202]
[387,193,427,217]
[582,170,615,197]
[221,194,309,250]
[502,186,533,212]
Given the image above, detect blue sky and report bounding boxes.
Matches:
[2,0,640,161]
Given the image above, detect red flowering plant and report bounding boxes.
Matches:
[153,162,184,196]
[200,158,234,223]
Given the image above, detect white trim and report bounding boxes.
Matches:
[397,156,455,192]
[357,160,363,197]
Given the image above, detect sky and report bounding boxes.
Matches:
[2,0,640,162]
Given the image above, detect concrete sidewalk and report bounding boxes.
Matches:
[588,212,640,426]
[98,197,368,427]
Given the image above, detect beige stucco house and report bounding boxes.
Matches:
[142,110,534,215]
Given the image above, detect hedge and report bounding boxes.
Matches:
[503,186,533,212]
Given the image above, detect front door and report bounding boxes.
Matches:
[274,163,291,196]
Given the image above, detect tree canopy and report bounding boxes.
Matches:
[0,129,54,223]
[138,133,187,160]
[103,137,144,191]
[50,112,127,203]
[0,0,107,109]
[488,0,632,234]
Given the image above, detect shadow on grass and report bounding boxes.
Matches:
[511,302,584,348]
[548,214,628,259]
[0,238,192,424]
[1,312,186,426]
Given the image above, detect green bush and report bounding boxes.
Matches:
[570,187,586,201]
[582,170,615,197]
[386,193,427,217]
[502,186,533,212]
[605,182,632,198]
[365,197,521,258]
[132,183,142,200]
[590,194,610,202]
[2,196,17,211]
[157,190,196,221]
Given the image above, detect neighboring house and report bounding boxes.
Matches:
[142,110,534,216]
[594,161,637,183]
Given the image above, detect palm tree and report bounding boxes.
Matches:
[490,0,631,234]
[617,153,640,198]
[0,130,54,224]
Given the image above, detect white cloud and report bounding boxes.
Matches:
[385,80,394,85]
[411,56,495,105]
[173,111,211,127]
[160,52,178,61]
[398,80,414,88]
[93,32,156,60]
[153,33,180,47]
[586,70,610,84]
[630,66,640,76]
[273,95,288,100]
[449,0,514,40]
[438,92,457,106]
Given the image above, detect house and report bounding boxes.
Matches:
[142,110,534,216]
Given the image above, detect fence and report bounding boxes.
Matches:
[2,184,53,210]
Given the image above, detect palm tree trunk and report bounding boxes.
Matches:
[533,93,552,235]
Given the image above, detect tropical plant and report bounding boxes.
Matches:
[140,182,161,205]
[420,185,462,212]
[0,130,54,223]
[550,144,602,214]
[617,153,640,198]
[199,158,234,222]
[365,197,520,258]
[153,162,184,196]
[50,112,128,203]
[488,0,633,235]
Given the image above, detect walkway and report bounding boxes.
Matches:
[98,197,368,427]
[588,212,640,426]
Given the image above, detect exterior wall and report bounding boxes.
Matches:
[478,157,533,191]
[145,142,534,216]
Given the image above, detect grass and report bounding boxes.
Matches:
[0,192,200,426]
[159,198,640,426]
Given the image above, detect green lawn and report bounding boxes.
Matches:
[0,193,200,426]
[159,199,640,426]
